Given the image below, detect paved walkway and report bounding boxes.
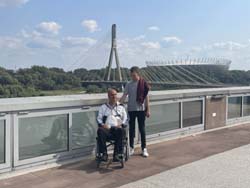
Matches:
[119,143,250,188]
[1,124,250,188]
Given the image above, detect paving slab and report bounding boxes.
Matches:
[119,143,250,188]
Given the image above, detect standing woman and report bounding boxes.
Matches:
[120,66,150,157]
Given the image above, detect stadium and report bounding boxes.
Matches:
[116,58,231,87]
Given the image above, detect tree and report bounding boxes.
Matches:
[86,85,102,93]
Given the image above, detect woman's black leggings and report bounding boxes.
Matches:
[128,111,146,150]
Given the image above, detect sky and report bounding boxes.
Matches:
[1,0,250,70]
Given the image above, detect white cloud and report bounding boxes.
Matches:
[26,37,61,49]
[193,47,202,52]
[0,37,23,49]
[148,26,160,31]
[162,36,182,44]
[18,29,61,49]
[36,22,62,35]
[141,41,161,49]
[182,41,250,70]
[81,19,100,33]
[62,36,97,47]
[209,41,247,51]
[0,0,29,7]
[20,29,42,38]
[20,29,30,38]
[4,25,250,70]
[133,35,146,41]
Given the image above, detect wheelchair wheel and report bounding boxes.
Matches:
[95,138,101,168]
[125,145,129,161]
[96,159,101,168]
[124,138,129,161]
[121,159,124,168]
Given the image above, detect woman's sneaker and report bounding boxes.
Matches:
[130,147,135,156]
[142,148,149,157]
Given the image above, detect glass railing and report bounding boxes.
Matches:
[227,95,250,123]
[12,108,99,168]
[11,97,205,168]
[0,87,250,174]
[72,111,97,150]
[146,102,180,135]
[227,96,242,119]
[18,114,69,160]
[146,98,204,139]
[183,100,203,127]
[243,96,250,117]
[0,120,5,164]
[0,114,10,173]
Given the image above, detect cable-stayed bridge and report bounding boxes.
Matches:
[66,24,231,89]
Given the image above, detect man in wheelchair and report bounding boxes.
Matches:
[96,88,128,163]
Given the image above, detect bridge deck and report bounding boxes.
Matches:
[81,80,229,88]
[1,123,250,188]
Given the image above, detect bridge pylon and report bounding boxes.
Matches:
[104,24,122,81]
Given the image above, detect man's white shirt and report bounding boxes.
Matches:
[97,102,127,128]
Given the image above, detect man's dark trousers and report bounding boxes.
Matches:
[97,127,125,154]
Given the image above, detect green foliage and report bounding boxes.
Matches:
[15,66,81,90]
[0,66,81,98]
[0,85,39,98]
[0,64,250,98]
[86,85,103,93]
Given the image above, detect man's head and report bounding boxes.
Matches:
[130,66,140,81]
[107,88,118,104]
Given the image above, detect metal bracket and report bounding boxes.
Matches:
[18,111,30,115]
[211,94,225,99]
[81,106,91,110]
[0,112,7,117]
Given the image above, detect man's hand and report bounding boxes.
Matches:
[145,110,150,118]
[117,124,122,128]
[103,124,110,129]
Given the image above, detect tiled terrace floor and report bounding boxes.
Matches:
[1,123,250,188]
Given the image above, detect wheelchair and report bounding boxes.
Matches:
[95,125,129,168]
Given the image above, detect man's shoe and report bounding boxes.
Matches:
[142,148,149,157]
[130,147,135,156]
[101,153,108,161]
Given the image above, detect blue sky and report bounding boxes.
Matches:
[1,0,250,70]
